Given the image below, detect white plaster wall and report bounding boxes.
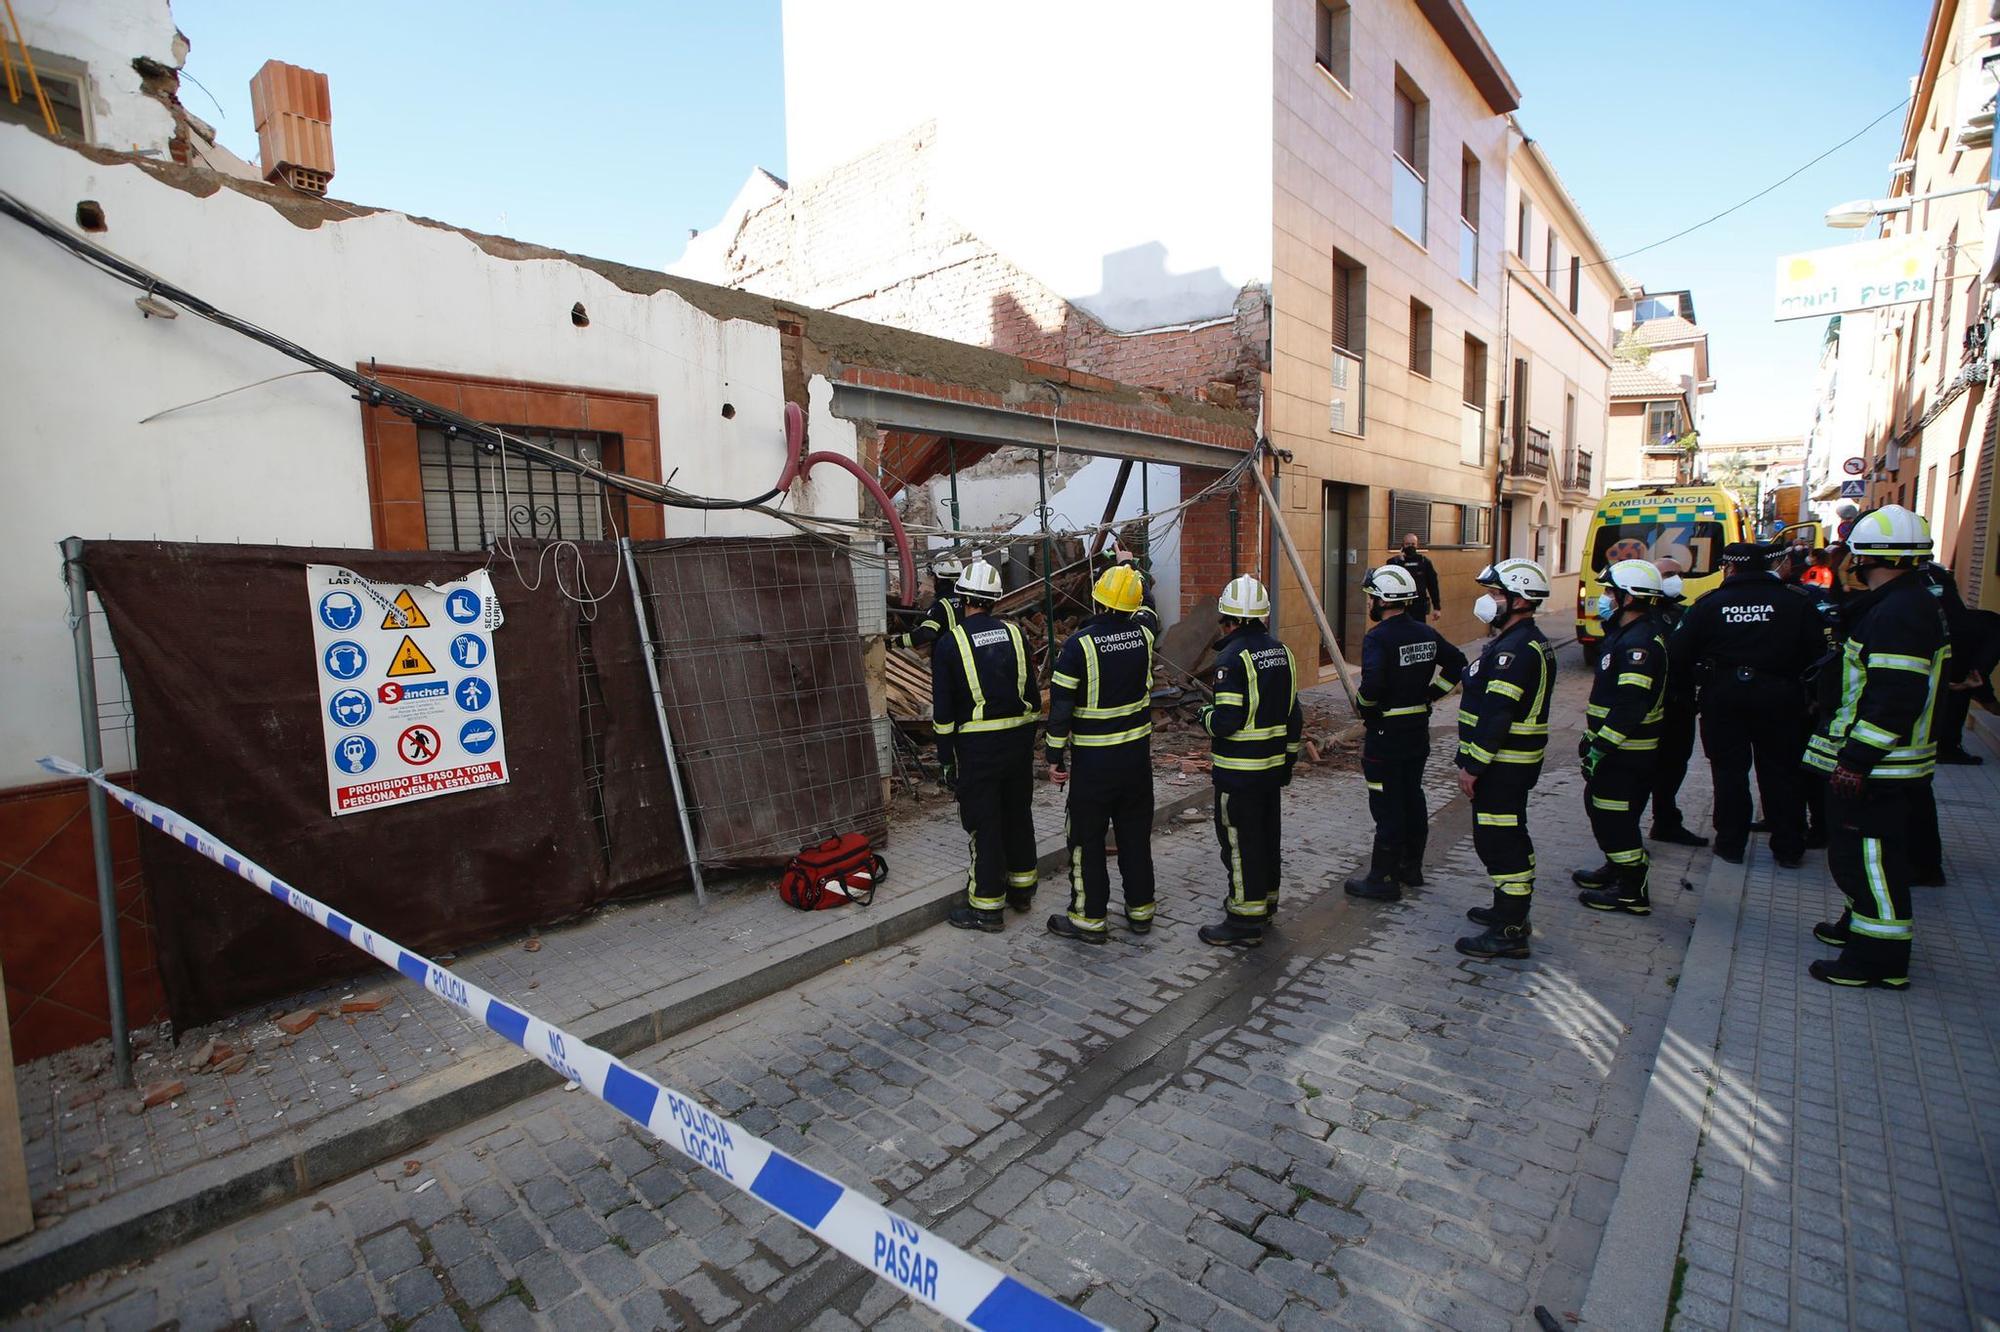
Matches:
[11,0,182,153]
[0,126,859,785]
[780,0,1272,331]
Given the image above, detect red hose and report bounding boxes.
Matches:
[775,401,806,493]
[800,449,918,608]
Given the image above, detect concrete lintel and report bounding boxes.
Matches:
[831,382,1250,473]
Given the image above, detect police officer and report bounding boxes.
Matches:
[1344,565,1466,901]
[1573,560,1670,916]
[1648,558,1706,847]
[1803,505,1948,989]
[1456,558,1557,959]
[1672,542,1830,867]
[1386,533,1444,621]
[932,560,1043,932]
[893,553,966,650]
[1198,576,1302,948]
[1045,564,1160,944]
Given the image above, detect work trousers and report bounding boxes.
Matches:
[1470,765,1538,922]
[1213,780,1282,921]
[1585,752,1654,892]
[1362,726,1430,875]
[955,730,1039,913]
[1651,696,1698,832]
[1907,783,1943,881]
[1826,783,1916,980]
[1936,675,1973,754]
[1064,746,1156,931]
[1701,678,1808,860]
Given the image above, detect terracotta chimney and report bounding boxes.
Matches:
[249,60,333,196]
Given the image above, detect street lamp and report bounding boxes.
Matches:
[1824,182,1991,228]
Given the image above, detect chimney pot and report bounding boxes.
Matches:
[249,59,333,196]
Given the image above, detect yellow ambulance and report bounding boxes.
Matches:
[1576,485,1753,652]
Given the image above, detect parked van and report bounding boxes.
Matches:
[1576,485,1753,653]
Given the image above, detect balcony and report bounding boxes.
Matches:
[1510,427,1551,478]
[1392,156,1427,246]
[1564,447,1593,495]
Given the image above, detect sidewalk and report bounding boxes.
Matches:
[1,766,1229,1308]
[1588,728,2000,1330]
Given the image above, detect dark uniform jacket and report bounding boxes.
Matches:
[1805,570,1949,782]
[1919,562,1973,683]
[1386,550,1442,615]
[931,610,1040,769]
[897,591,963,650]
[1203,626,1303,787]
[1457,619,1556,774]
[1671,573,1831,700]
[1046,607,1161,764]
[1356,613,1466,732]
[1585,613,1669,756]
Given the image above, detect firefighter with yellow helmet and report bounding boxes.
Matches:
[1044,561,1161,943]
[1803,504,1948,990]
[1572,558,1672,918]
[1197,575,1302,947]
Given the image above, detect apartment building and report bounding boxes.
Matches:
[1496,128,1619,607]
[1604,288,1713,487]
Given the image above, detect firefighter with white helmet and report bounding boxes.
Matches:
[1455,558,1558,958]
[894,552,967,651]
[1571,558,1672,918]
[1803,504,1947,989]
[1344,564,1466,902]
[1044,561,1161,944]
[932,559,1043,933]
[1196,575,1302,947]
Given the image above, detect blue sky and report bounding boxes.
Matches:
[178,0,1927,442]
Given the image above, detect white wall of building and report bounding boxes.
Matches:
[0,126,860,786]
[780,0,1273,331]
[9,0,182,153]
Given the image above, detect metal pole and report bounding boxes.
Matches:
[1037,449,1057,669]
[1246,455,1361,708]
[1229,483,1240,572]
[1140,463,1151,574]
[946,440,962,548]
[1267,455,1283,642]
[60,537,130,1088]
[620,538,707,905]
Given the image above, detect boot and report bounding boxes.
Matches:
[1571,861,1618,890]
[1465,905,1534,934]
[1808,956,1909,989]
[1803,824,1828,850]
[1650,823,1708,847]
[1126,912,1153,935]
[1812,915,1851,947]
[1006,891,1036,913]
[948,904,1004,933]
[1401,833,1428,887]
[1344,844,1402,902]
[1455,920,1531,959]
[1198,918,1264,948]
[1046,914,1107,946]
[1579,870,1651,915]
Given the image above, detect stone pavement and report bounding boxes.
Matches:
[1662,728,2000,1331]
[21,664,1724,1330]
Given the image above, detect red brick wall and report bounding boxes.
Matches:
[1177,465,1266,619]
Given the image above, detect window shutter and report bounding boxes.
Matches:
[1391,494,1431,545]
[1332,262,1350,350]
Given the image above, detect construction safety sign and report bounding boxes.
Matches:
[309,565,509,815]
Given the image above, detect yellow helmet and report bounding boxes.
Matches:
[1092,564,1145,614]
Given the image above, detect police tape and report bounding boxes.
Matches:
[39,757,1102,1332]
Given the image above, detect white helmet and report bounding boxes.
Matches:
[1218,575,1270,619]
[1847,504,1933,560]
[1602,558,1666,601]
[1476,558,1551,604]
[955,559,1004,600]
[1363,565,1422,605]
[932,552,965,580]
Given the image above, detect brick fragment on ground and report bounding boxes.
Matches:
[276,1009,319,1035]
[141,1079,186,1108]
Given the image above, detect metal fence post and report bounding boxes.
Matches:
[620,538,707,906]
[60,537,131,1088]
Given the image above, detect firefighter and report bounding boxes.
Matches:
[932,559,1042,932]
[1045,564,1160,943]
[893,553,967,650]
[1572,560,1670,916]
[1197,576,1302,948]
[1803,505,1948,989]
[1455,558,1557,959]
[1344,564,1466,901]
[1648,558,1706,847]
[1672,543,1830,867]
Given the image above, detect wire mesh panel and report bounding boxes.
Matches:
[83,590,137,775]
[632,536,886,866]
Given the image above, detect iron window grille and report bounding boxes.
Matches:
[419,426,628,551]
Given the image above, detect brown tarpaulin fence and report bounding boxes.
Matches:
[82,536,880,1032]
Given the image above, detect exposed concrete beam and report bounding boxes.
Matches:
[831,382,1251,473]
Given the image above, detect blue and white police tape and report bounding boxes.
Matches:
[39,757,1102,1332]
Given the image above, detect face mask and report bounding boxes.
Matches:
[1595,593,1618,624]
[1472,594,1501,626]
[1402,546,1419,558]
[1660,575,1684,600]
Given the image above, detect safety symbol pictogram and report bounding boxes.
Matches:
[328,688,373,729]
[324,641,367,681]
[318,591,364,632]
[455,678,492,713]
[398,724,442,766]
[386,635,437,677]
[450,633,487,668]
[333,734,377,774]
[380,589,430,630]
[460,719,498,755]
[445,588,482,624]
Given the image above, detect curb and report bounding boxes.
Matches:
[1578,844,1747,1328]
[0,787,1215,1313]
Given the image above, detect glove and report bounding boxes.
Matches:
[1281,758,1296,787]
[940,756,959,791]
[1828,762,1865,802]
[1046,747,1068,772]
[1581,742,1607,780]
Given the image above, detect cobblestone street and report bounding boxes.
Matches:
[18,667,1735,1330]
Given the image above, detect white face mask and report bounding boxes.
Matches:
[1472,593,1502,626]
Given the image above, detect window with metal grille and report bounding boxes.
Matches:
[419,426,628,551]
[1408,298,1433,378]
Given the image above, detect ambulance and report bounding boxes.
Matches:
[1576,485,1753,653]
